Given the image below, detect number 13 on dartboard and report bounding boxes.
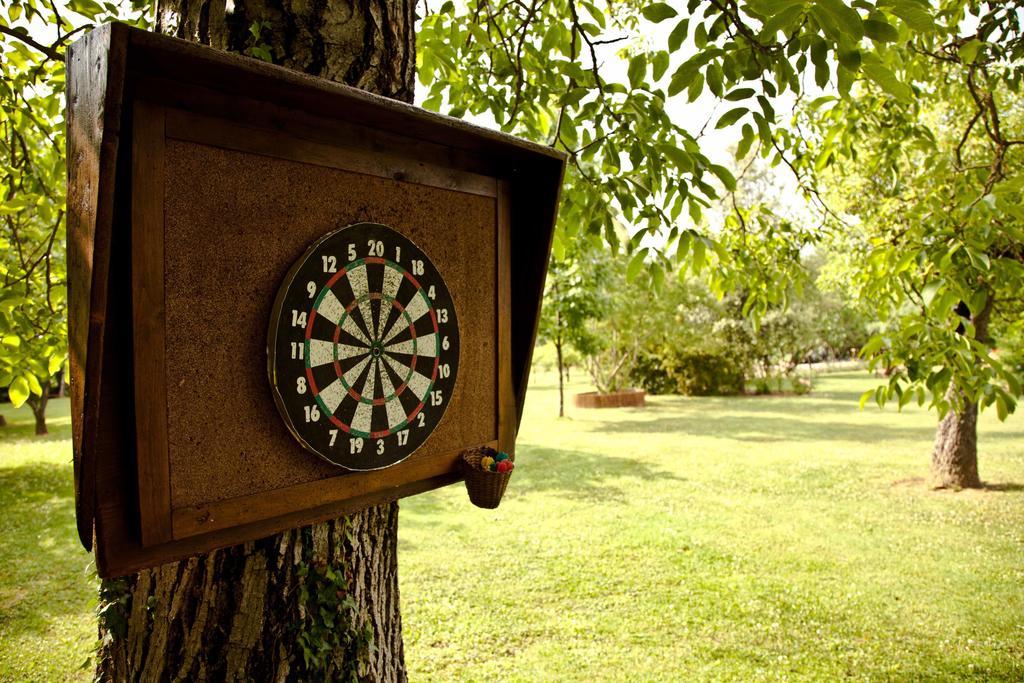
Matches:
[267,223,461,470]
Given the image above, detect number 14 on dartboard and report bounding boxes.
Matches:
[268,223,461,471]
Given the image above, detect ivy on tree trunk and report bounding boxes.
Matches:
[96,1,415,679]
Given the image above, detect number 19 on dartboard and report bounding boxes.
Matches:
[267,222,460,470]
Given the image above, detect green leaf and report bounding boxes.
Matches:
[706,63,724,98]
[747,0,806,16]
[68,0,106,19]
[551,234,565,261]
[921,281,941,306]
[715,107,747,129]
[735,123,755,160]
[687,72,705,102]
[966,247,990,271]
[628,54,647,90]
[25,372,42,397]
[668,18,689,52]
[759,3,806,39]
[958,39,984,64]
[811,40,830,88]
[669,62,699,96]
[838,48,861,71]
[859,389,874,410]
[861,58,912,102]
[652,51,670,81]
[889,0,937,33]
[816,0,864,39]
[860,335,885,357]
[691,238,706,272]
[2,334,20,348]
[626,248,648,282]
[9,376,29,408]
[642,3,678,23]
[995,394,1008,421]
[863,18,898,42]
[48,353,64,376]
[710,164,737,191]
[724,87,755,101]
[658,144,693,171]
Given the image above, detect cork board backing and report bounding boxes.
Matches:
[162,139,497,510]
[127,100,506,545]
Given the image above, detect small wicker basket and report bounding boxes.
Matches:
[461,445,513,509]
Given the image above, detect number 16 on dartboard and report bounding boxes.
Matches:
[267,222,461,471]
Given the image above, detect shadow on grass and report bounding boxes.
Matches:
[589,411,940,444]
[0,429,74,447]
[982,482,1024,492]
[0,461,93,635]
[513,445,685,502]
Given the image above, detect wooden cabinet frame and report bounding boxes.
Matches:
[68,24,564,577]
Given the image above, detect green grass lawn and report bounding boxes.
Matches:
[0,398,95,680]
[1,371,1022,680]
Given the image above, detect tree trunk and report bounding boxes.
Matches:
[27,380,49,436]
[0,414,6,427]
[97,2,415,679]
[555,315,565,418]
[930,385,981,489]
[929,297,991,489]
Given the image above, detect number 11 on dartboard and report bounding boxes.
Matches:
[267,223,461,470]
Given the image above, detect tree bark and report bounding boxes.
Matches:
[96,2,415,679]
[929,297,991,489]
[27,380,49,436]
[930,385,981,489]
[555,314,565,418]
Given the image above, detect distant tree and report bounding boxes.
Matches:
[0,7,81,433]
[539,238,603,415]
[805,3,1024,488]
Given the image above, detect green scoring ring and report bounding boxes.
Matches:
[304,260,439,415]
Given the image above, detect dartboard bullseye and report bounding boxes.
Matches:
[268,223,460,470]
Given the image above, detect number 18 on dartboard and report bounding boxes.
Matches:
[268,223,460,470]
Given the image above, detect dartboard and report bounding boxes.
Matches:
[268,223,460,470]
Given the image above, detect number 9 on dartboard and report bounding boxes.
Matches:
[267,222,461,470]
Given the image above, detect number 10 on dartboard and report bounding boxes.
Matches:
[268,223,461,470]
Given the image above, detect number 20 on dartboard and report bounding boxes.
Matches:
[267,223,460,470]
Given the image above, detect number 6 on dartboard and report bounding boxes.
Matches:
[268,222,461,471]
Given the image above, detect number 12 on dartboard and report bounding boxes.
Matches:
[268,222,461,471]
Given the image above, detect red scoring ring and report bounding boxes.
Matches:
[301,257,445,438]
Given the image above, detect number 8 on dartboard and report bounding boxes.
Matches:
[268,223,461,470]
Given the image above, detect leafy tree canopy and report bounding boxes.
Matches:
[1,0,147,408]
[2,0,1021,428]
[805,2,1024,419]
[419,0,1023,419]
